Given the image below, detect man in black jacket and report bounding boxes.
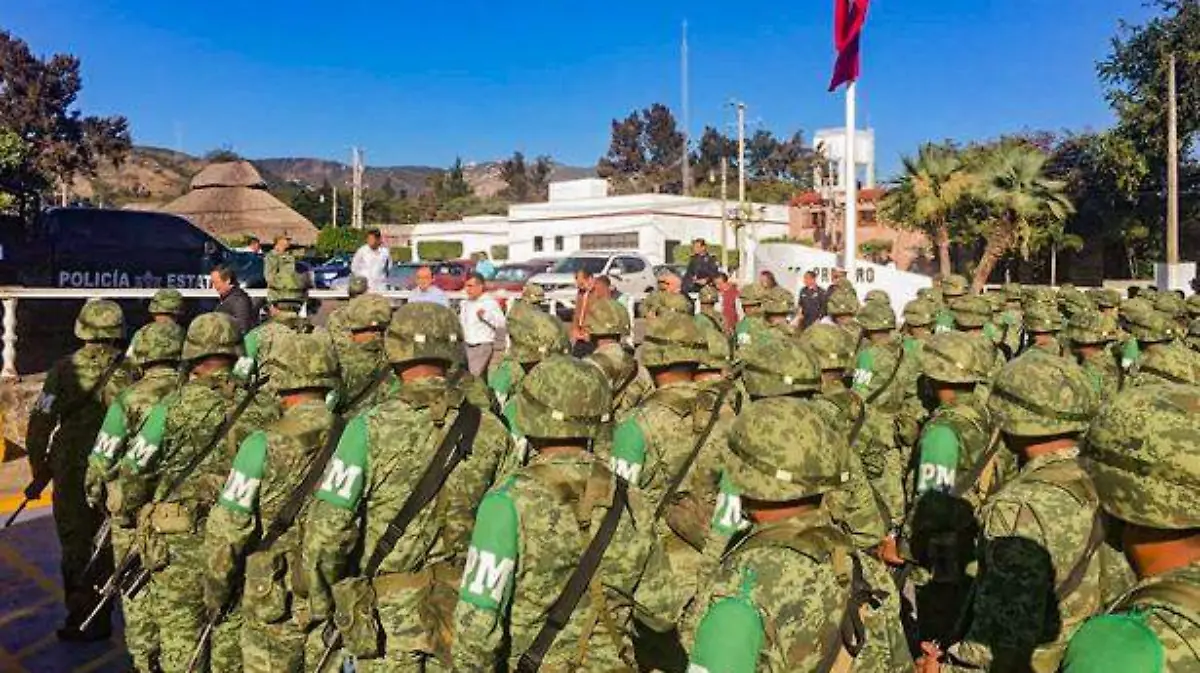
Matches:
[210,264,256,335]
[796,270,827,329]
[683,238,719,292]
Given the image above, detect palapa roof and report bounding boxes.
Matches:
[163,160,317,245]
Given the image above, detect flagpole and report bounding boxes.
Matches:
[843,79,858,279]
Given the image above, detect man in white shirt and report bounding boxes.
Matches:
[350,228,391,291]
[460,272,506,375]
[408,266,449,306]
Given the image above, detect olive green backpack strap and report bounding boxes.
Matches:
[1114,577,1200,629]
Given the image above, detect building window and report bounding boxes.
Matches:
[860,208,877,225]
[580,232,639,250]
[533,236,544,252]
[810,211,826,229]
[554,236,564,251]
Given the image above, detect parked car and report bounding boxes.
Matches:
[426,259,476,291]
[385,262,422,290]
[311,254,351,289]
[486,262,548,308]
[528,251,657,297]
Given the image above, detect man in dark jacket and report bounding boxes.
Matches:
[210,264,256,335]
[683,238,719,292]
[797,270,827,329]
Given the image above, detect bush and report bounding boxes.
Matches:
[390,246,412,263]
[490,245,510,261]
[859,238,894,263]
[417,240,463,261]
[761,235,815,247]
[316,227,367,257]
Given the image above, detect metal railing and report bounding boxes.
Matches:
[0,286,641,381]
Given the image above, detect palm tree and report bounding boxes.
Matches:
[970,143,1074,290]
[879,143,972,275]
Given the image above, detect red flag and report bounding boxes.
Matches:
[828,0,870,91]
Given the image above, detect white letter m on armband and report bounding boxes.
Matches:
[320,458,362,499]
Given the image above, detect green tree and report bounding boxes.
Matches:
[597,110,648,191]
[879,143,972,275]
[439,157,472,201]
[500,151,531,201]
[315,226,366,256]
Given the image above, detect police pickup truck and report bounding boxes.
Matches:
[0,207,264,289]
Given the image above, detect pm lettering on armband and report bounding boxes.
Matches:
[918,463,956,494]
[463,546,515,605]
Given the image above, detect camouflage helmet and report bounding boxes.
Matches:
[521,283,546,305]
[267,269,309,306]
[264,333,339,392]
[738,283,764,307]
[345,294,392,332]
[921,331,991,384]
[825,287,861,317]
[1066,309,1118,345]
[1135,342,1200,386]
[989,351,1096,437]
[584,298,631,337]
[796,323,856,372]
[1090,288,1122,310]
[864,289,891,305]
[509,309,570,365]
[1059,287,1094,318]
[1023,302,1064,333]
[639,312,706,368]
[1084,384,1200,530]
[514,355,612,441]
[1002,282,1023,302]
[1124,304,1178,344]
[1186,293,1200,319]
[1153,291,1187,321]
[655,292,694,317]
[857,301,896,332]
[950,296,992,329]
[347,275,369,298]
[1023,285,1057,310]
[942,274,969,298]
[1189,318,1200,352]
[983,291,1005,314]
[182,312,241,362]
[148,288,185,317]
[740,333,821,397]
[761,287,795,316]
[902,299,936,328]
[385,303,463,366]
[75,300,125,341]
[696,319,732,371]
[726,397,850,502]
[129,322,185,366]
[916,287,935,302]
[697,284,720,305]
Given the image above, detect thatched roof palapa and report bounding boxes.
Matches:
[162,161,318,245]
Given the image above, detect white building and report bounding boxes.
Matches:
[389,178,790,267]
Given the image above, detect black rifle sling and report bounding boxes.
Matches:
[361,401,482,577]
[952,425,1004,498]
[1054,507,1106,601]
[516,478,630,673]
[654,384,730,520]
[160,378,267,501]
[257,416,349,553]
[862,343,904,408]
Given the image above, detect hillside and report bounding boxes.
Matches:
[70,146,594,207]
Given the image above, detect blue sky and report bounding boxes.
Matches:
[6,0,1156,177]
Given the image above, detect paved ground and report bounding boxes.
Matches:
[0,508,130,673]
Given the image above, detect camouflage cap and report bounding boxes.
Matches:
[639,312,707,368]
[1187,293,1200,318]
[738,283,764,307]
[1023,301,1064,333]
[902,298,937,328]
[698,284,720,305]
[75,300,125,341]
[182,312,241,362]
[509,309,570,365]
[916,287,935,302]
[1084,384,1200,529]
[514,355,612,441]
[726,397,849,502]
[655,292,694,317]
[825,287,861,317]
[521,283,546,305]
[796,323,856,371]
[345,294,392,332]
[1124,303,1178,343]
[385,303,463,366]
[584,297,631,337]
[1059,287,1094,317]
[1002,282,1023,302]
[989,350,1097,437]
[267,269,309,306]
[148,288,185,316]
[740,333,821,397]
[761,286,795,316]
[942,274,969,298]
[129,322,185,365]
[950,296,993,329]
[696,319,732,371]
[1090,288,1122,309]
[921,331,991,384]
[264,332,339,392]
[984,291,1005,314]
[1153,291,1187,320]
[1066,309,1118,345]
[864,289,891,305]
[1023,285,1057,309]
[1134,342,1199,386]
[347,274,369,298]
[857,301,897,332]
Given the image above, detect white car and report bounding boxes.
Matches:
[527,251,658,298]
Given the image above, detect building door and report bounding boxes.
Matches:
[664,239,681,265]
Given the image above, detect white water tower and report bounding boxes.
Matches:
[813,128,876,191]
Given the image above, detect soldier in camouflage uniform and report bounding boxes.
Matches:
[733,283,769,348]
[1059,285,1094,320]
[826,286,864,346]
[902,298,937,350]
[920,351,1131,672]
[865,288,891,306]
[1125,304,1200,387]
[113,312,280,671]
[684,398,910,672]
[583,297,654,417]
[1022,301,1069,357]
[149,288,187,325]
[304,302,512,672]
[994,283,1025,357]
[487,306,569,408]
[1063,383,1200,673]
[1154,291,1189,332]
[236,269,313,384]
[761,286,796,334]
[933,274,970,334]
[84,322,183,663]
[452,356,673,671]
[1188,317,1200,353]
[696,284,725,333]
[1066,308,1123,399]
[330,294,392,417]
[26,300,136,640]
[202,333,341,672]
[325,276,372,344]
[950,295,1006,399]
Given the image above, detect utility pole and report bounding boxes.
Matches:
[843,82,858,277]
[720,158,728,267]
[351,147,365,229]
[331,184,338,228]
[734,101,753,280]
[1167,53,1180,265]
[681,21,691,195]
